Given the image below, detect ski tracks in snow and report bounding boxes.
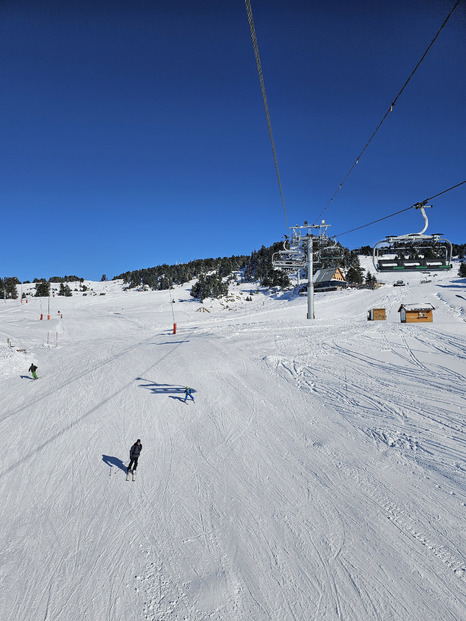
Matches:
[2,281,465,621]
[261,320,466,616]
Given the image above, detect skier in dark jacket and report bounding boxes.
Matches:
[29,363,38,380]
[128,439,142,473]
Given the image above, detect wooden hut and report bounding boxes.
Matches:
[367,308,386,321]
[312,267,347,292]
[398,303,434,323]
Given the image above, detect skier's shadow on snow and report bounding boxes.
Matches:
[20,375,34,380]
[102,455,127,473]
[136,378,196,399]
[169,395,195,403]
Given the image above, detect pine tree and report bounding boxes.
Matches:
[346,266,363,285]
[59,282,72,296]
[365,270,377,288]
[356,245,373,256]
[190,274,229,301]
[190,275,207,301]
[4,277,19,299]
[459,262,466,278]
[35,280,51,297]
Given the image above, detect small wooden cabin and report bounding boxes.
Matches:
[367,308,386,321]
[398,303,434,323]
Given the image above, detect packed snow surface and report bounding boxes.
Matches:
[1,262,465,620]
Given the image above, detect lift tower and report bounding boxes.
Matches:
[272,221,332,320]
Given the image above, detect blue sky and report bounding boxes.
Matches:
[1,0,465,281]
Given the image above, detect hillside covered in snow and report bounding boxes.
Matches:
[0,261,465,620]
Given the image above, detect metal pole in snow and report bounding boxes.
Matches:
[307,236,314,320]
[169,288,176,334]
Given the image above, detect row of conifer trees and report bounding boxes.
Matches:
[2,241,464,301]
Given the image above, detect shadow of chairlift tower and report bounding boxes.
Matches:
[136,379,196,401]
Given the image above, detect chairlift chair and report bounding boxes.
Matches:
[272,231,307,272]
[272,249,306,272]
[372,204,452,272]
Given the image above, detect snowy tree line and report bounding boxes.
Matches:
[0,277,84,299]
[114,255,249,293]
[1,241,464,302]
[114,242,371,300]
[354,243,466,259]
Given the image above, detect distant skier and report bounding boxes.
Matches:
[127,439,142,479]
[29,363,38,380]
[184,386,194,402]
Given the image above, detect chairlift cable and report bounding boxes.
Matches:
[334,205,416,238]
[314,0,462,224]
[334,179,466,238]
[425,179,466,202]
[245,0,289,229]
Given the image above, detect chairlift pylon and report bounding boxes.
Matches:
[372,204,452,272]
[272,222,341,272]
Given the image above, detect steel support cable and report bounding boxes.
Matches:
[315,0,462,224]
[334,205,416,238]
[245,0,289,229]
[425,179,466,202]
[334,179,466,238]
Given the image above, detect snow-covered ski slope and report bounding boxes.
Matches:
[1,261,465,621]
